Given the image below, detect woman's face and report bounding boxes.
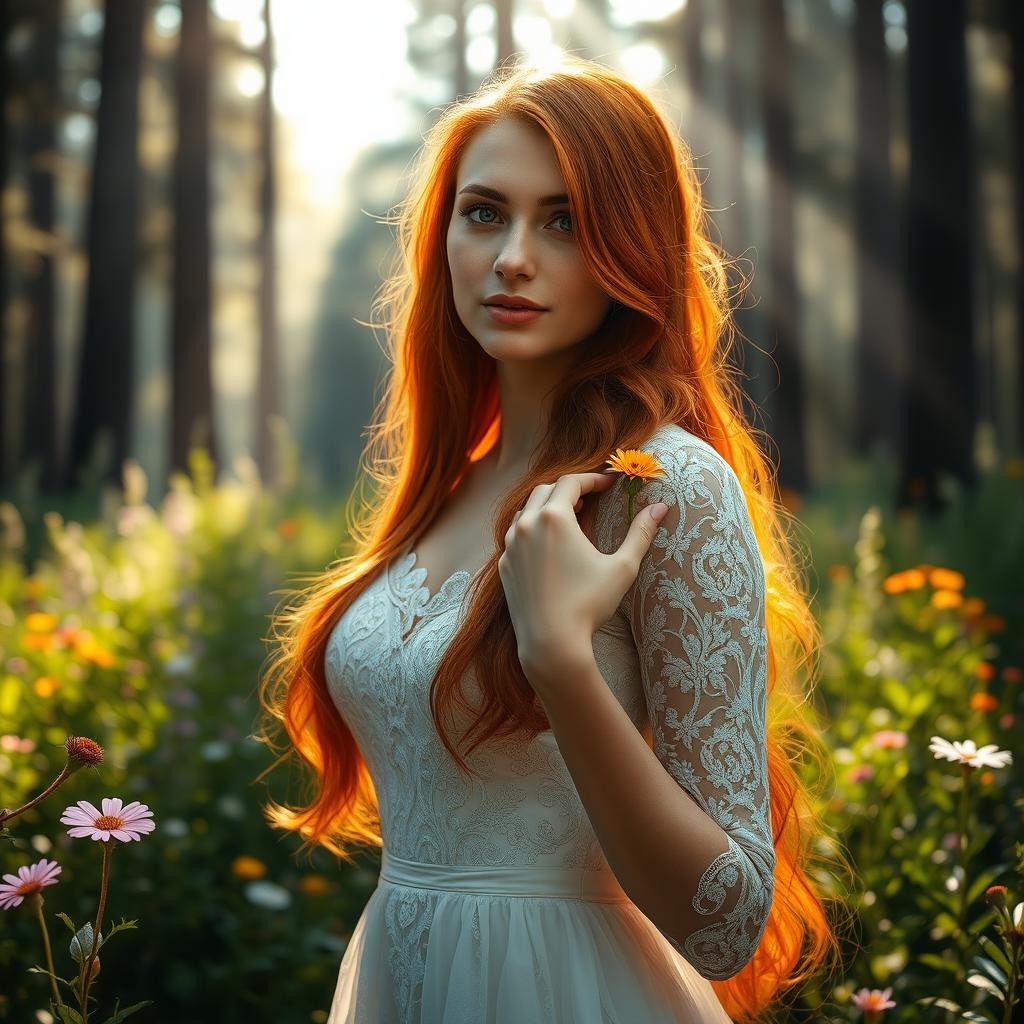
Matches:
[446,117,612,364]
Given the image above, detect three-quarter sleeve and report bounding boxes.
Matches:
[623,436,775,981]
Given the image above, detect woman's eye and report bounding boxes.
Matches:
[458,203,572,233]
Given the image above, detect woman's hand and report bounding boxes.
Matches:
[497,470,669,680]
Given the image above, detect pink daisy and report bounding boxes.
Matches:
[851,986,896,1012]
[60,797,156,842]
[0,858,62,909]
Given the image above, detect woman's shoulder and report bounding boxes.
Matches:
[639,422,739,490]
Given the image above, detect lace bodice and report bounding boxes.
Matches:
[325,422,774,982]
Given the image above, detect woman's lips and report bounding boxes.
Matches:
[483,304,547,325]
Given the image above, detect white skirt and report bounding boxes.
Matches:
[328,849,733,1023]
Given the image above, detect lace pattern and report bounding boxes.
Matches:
[608,426,774,979]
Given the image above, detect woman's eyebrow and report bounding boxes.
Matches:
[457,183,569,207]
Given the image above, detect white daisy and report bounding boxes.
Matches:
[929,736,1013,770]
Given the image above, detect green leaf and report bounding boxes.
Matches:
[918,952,961,975]
[972,955,1008,988]
[102,917,141,942]
[966,971,1004,999]
[55,1006,85,1024]
[26,965,76,987]
[55,911,79,936]
[99,1000,155,1024]
[978,935,1013,974]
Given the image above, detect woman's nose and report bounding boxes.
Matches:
[493,222,535,277]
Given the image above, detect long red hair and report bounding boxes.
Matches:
[256,56,852,1020]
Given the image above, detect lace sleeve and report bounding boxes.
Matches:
[624,438,775,981]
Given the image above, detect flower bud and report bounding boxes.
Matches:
[984,884,1008,909]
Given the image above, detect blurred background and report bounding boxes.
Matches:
[1,1,1022,1022]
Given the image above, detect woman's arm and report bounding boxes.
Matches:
[520,441,774,981]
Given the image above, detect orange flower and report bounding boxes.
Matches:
[903,568,927,590]
[604,448,666,522]
[962,596,986,617]
[231,855,267,880]
[931,589,962,609]
[604,448,666,481]
[72,633,116,668]
[25,612,59,632]
[1002,666,1022,684]
[22,632,56,652]
[979,771,995,785]
[970,692,999,712]
[298,873,332,896]
[33,676,60,698]
[882,573,907,594]
[975,662,996,681]
[929,568,965,590]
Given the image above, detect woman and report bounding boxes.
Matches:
[257,56,843,1022]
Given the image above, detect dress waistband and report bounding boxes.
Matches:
[379,848,632,903]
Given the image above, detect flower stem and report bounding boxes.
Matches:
[30,892,64,1011]
[78,840,113,1022]
[956,762,971,941]
[1002,937,1019,1024]
[0,765,70,827]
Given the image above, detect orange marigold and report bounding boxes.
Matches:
[929,568,965,591]
[231,855,267,880]
[975,662,996,681]
[604,448,666,480]
[882,573,907,594]
[902,568,927,590]
[931,589,963,609]
[970,692,999,712]
[25,612,59,632]
[33,676,60,698]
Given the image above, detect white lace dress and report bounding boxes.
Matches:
[324,423,774,1023]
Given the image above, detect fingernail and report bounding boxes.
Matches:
[648,502,668,521]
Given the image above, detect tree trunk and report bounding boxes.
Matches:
[853,0,903,460]
[22,0,61,493]
[170,0,216,477]
[1008,0,1024,456]
[901,0,974,508]
[253,0,280,487]
[760,0,807,492]
[67,0,144,491]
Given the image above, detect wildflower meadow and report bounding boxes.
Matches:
[0,440,1021,1022]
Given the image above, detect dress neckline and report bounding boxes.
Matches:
[398,548,475,606]
[391,549,487,643]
